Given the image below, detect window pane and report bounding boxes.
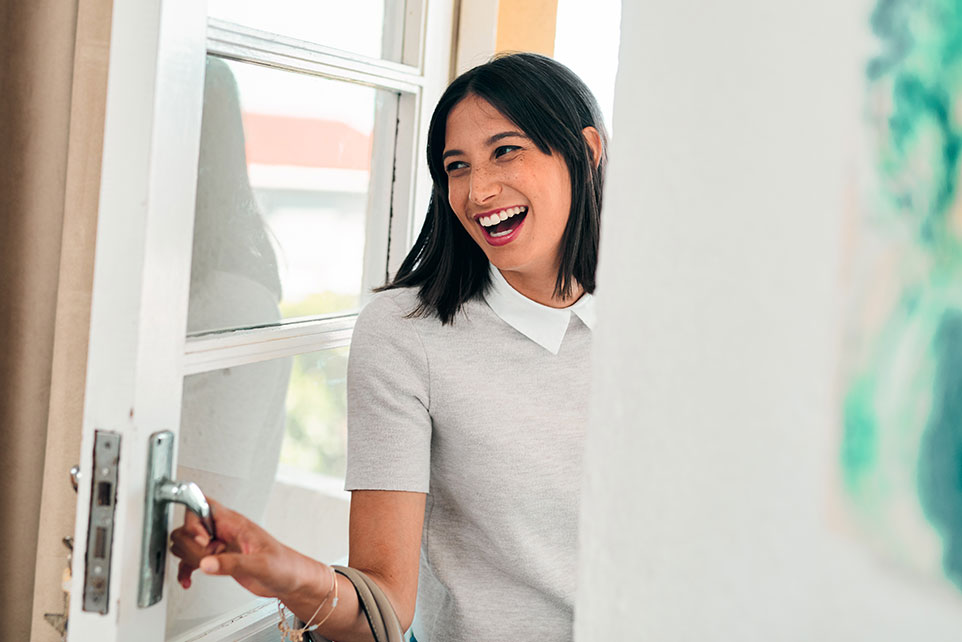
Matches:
[188,56,396,334]
[167,347,350,637]
[208,0,408,62]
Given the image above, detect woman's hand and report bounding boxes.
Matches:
[169,498,321,601]
[170,491,427,638]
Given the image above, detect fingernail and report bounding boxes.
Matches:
[199,557,219,573]
[194,534,209,547]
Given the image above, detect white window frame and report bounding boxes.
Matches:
[194,12,428,370]
[178,5,455,638]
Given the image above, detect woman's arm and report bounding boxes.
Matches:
[346,490,426,630]
[171,490,425,641]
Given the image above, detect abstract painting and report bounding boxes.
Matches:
[841,0,962,593]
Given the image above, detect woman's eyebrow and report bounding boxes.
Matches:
[442,131,529,161]
[487,130,528,145]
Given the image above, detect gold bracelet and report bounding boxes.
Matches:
[277,565,338,642]
[309,568,339,629]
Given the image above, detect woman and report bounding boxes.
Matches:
[172,52,607,641]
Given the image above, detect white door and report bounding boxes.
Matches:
[67,1,454,640]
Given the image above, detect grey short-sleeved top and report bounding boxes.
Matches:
[345,273,593,642]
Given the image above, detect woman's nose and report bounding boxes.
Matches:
[469,167,501,205]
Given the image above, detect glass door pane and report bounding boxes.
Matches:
[208,0,408,62]
[167,348,351,638]
[188,56,398,334]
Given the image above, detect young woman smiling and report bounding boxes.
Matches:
[171,53,607,642]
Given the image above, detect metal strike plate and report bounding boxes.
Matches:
[82,430,120,613]
[139,430,215,608]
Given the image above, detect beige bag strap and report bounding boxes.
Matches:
[331,565,405,642]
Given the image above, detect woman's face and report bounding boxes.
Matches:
[442,95,571,279]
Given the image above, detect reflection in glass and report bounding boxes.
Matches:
[167,348,350,637]
[188,56,394,334]
[279,349,349,478]
[208,0,406,62]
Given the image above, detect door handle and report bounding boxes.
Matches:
[138,430,216,607]
[154,479,216,540]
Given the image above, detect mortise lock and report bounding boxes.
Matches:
[138,430,215,608]
[82,431,120,613]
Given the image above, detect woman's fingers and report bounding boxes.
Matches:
[171,528,228,590]
[178,560,195,589]
[178,513,212,549]
[199,551,257,577]
[181,498,242,541]
[203,499,256,544]
[181,509,205,534]
[176,498,246,553]
[171,531,202,563]
[173,499,293,597]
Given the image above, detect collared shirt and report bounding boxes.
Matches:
[484,264,596,354]
[347,285,592,641]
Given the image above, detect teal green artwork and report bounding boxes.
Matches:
[841,0,962,591]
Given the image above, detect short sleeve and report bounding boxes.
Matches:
[344,291,432,492]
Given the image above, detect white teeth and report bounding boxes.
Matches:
[478,206,527,228]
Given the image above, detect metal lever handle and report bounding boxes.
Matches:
[155,479,216,540]
[139,431,218,608]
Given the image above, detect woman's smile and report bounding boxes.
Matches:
[474,205,529,245]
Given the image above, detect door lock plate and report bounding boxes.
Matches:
[82,430,120,613]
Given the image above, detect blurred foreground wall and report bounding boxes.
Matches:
[576,1,962,639]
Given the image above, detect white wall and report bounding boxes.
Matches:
[553,0,621,131]
[454,0,499,75]
[576,1,962,640]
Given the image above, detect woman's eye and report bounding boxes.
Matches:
[445,160,467,173]
[495,145,520,158]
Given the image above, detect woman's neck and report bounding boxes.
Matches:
[499,267,584,308]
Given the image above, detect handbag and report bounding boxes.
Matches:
[306,565,405,642]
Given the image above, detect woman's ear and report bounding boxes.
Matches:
[582,126,603,169]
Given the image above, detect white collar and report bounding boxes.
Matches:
[484,264,596,354]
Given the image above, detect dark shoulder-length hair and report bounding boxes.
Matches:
[378,52,608,324]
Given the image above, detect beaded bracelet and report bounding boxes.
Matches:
[277,565,340,642]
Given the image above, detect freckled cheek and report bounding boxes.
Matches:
[447,186,475,232]
[446,183,465,214]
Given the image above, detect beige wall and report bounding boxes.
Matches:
[0,2,79,640]
[455,0,559,74]
[28,1,112,640]
[0,1,109,640]
[496,0,558,56]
